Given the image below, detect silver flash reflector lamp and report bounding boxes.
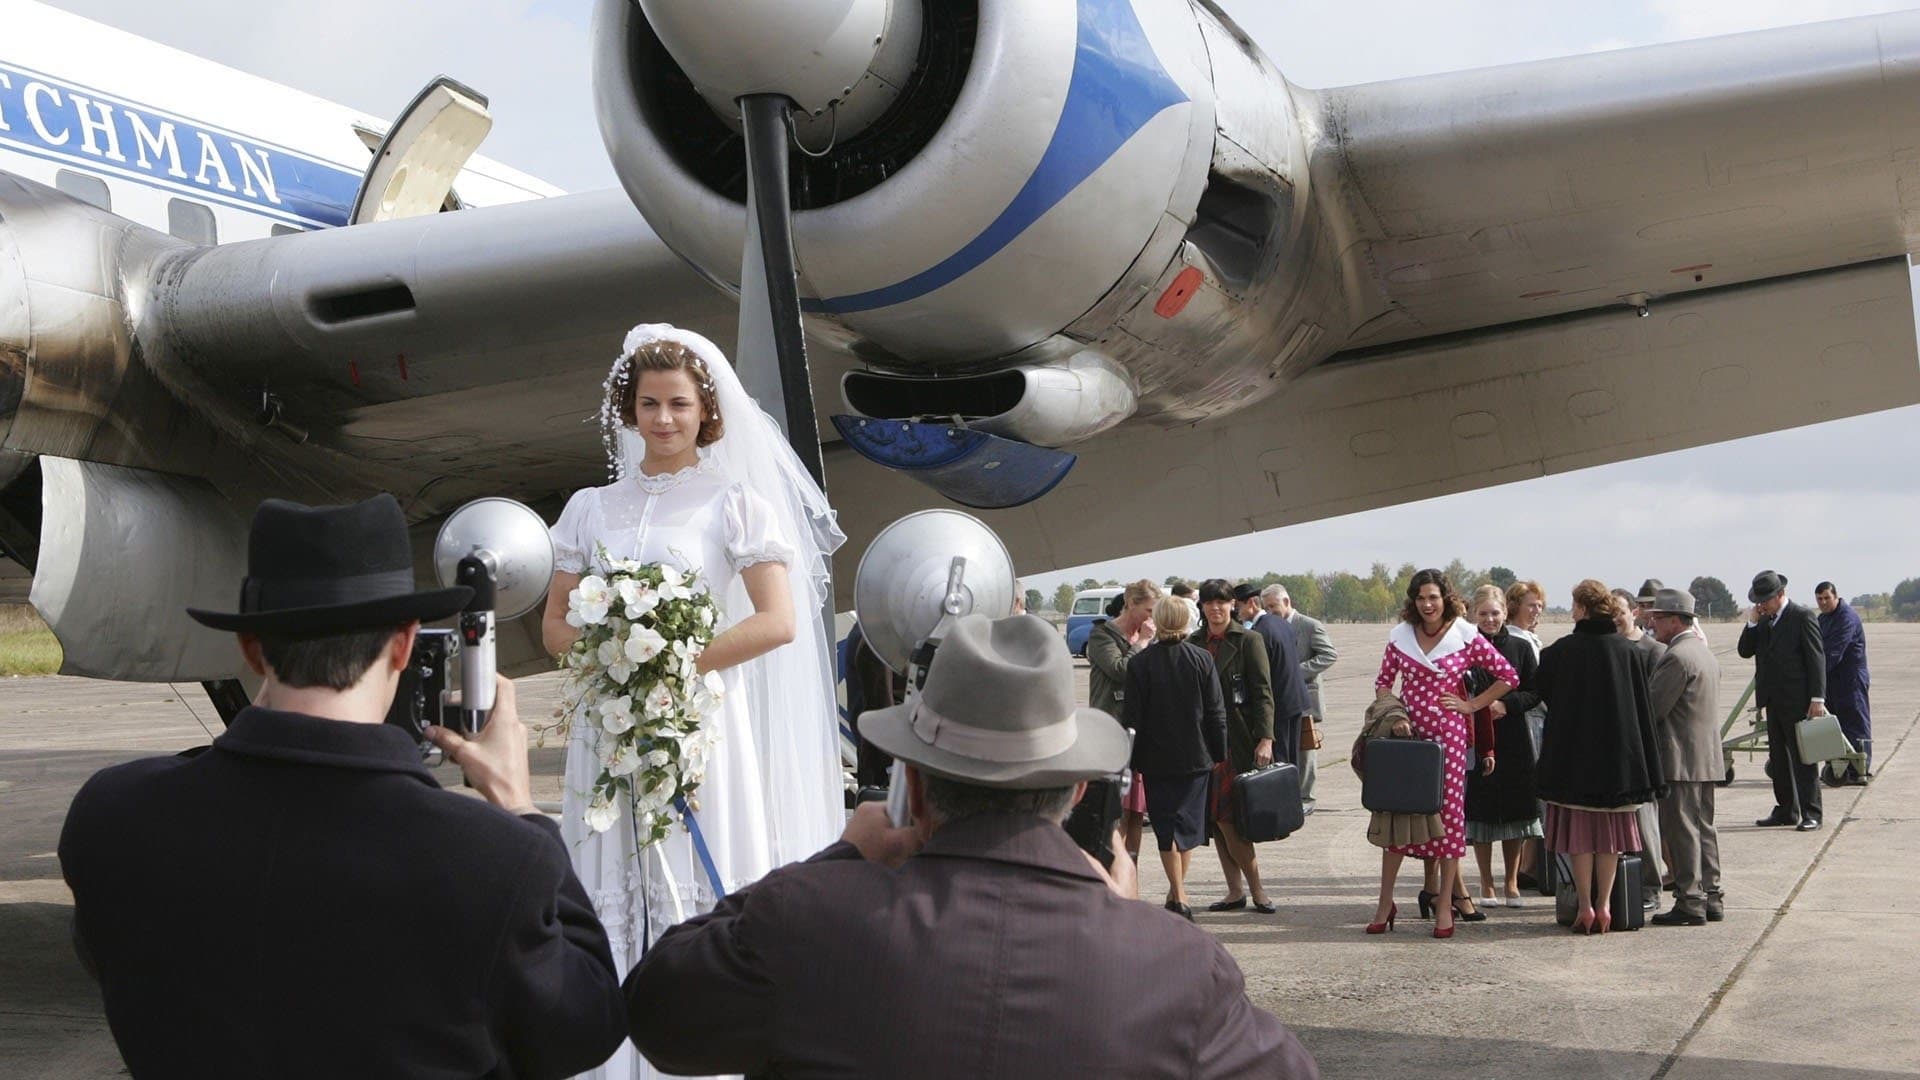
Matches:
[433,497,554,730]
[851,509,1016,824]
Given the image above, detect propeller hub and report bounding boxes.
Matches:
[637,0,890,116]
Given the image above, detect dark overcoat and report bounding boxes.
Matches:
[625,814,1319,1079]
[1248,611,1312,767]
[1534,619,1667,807]
[1738,600,1826,720]
[58,707,627,1080]
[1124,638,1228,776]
[1188,621,1275,772]
[1818,599,1872,736]
[1465,626,1544,824]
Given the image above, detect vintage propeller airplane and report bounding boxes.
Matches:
[4,0,1919,711]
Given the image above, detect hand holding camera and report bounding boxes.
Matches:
[427,675,536,816]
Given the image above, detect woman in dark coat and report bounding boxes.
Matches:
[1464,585,1543,907]
[1123,596,1226,920]
[1189,578,1277,914]
[1534,579,1667,934]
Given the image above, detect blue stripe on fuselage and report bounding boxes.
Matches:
[805,0,1187,315]
[0,59,359,227]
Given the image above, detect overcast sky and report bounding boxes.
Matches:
[42,0,1920,601]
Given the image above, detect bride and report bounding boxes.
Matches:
[541,324,844,1078]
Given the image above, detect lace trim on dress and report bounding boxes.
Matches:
[632,452,718,494]
[728,547,792,572]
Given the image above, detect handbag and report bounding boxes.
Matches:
[1794,713,1854,766]
[1300,714,1323,752]
[1360,738,1446,815]
[1230,762,1304,843]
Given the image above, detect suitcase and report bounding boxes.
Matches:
[1795,714,1854,766]
[1526,837,1560,896]
[1232,763,1305,843]
[1360,738,1445,814]
[1553,853,1644,930]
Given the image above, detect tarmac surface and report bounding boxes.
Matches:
[2,621,1916,1077]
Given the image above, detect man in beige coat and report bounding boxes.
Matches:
[1647,588,1725,926]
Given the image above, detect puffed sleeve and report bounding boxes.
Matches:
[1469,634,1520,688]
[723,484,797,572]
[1374,643,1401,691]
[550,488,594,575]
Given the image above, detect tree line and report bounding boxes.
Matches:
[1041,565,1920,623]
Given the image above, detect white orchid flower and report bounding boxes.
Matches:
[596,638,635,684]
[608,743,644,778]
[584,797,620,834]
[697,605,713,628]
[597,694,636,735]
[614,577,654,612]
[644,682,675,718]
[626,623,668,664]
[568,575,612,627]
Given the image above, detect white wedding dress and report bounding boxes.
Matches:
[551,454,808,1080]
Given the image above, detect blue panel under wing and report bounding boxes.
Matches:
[830,416,1077,510]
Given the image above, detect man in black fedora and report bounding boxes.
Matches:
[58,495,627,1078]
[1737,570,1828,831]
[626,613,1319,1078]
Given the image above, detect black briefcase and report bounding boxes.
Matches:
[1231,763,1304,843]
[1360,738,1445,814]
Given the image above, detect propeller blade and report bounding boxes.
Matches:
[737,93,826,489]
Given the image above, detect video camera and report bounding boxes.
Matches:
[383,497,554,758]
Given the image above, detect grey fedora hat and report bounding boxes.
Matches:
[1749,570,1788,603]
[858,613,1131,789]
[1636,578,1665,604]
[1649,587,1695,617]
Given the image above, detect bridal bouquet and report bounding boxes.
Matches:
[557,547,726,848]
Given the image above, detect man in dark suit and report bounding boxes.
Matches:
[1236,582,1311,773]
[626,613,1318,1078]
[58,496,628,1079]
[1736,570,1828,831]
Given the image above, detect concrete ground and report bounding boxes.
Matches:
[2,623,1915,1077]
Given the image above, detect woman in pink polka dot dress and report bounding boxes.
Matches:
[1368,570,1518,939]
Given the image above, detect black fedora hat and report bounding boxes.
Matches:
[188,495,471,636]
[1748,570,1788,604]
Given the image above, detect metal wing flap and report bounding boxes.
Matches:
[1306,11,1920,350]
[827,257,1920,599]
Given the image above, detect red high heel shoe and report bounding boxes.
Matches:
[1594,909,1611,935]
[1572,911,1594,935]
[1432,919,1455,940]
[1365,903,1398,934]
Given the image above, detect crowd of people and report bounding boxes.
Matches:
[45,321,1884,1080]
[1089,567,1875,938]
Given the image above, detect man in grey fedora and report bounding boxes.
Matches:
[626,613,1318,1079]
[1646,589,1725,925]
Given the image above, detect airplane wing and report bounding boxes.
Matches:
[1305,11,1920,348]
[12,3,1920,680]
[830,256,1917,585]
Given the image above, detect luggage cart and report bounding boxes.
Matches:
[1719,677,1868,785]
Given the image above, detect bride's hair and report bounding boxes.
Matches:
[610,339,725,446]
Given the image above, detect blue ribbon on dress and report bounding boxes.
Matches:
[674,795,727,899]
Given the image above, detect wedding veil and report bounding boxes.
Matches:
[603,323,848,865]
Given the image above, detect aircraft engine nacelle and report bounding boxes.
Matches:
[593,0,1227,369]
[0,174,227,479]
